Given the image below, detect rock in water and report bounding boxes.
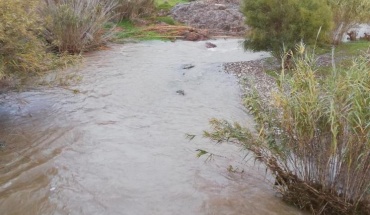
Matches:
[176,90,185,95]
[0,141,6,149]
[182,64,195,69]
[205,42,217,48]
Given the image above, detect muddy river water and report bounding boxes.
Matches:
[0,40,304,215]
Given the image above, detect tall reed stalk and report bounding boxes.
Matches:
[205,44,370,214]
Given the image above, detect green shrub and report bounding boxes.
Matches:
[242,0,332,59]
[0,0,53,78]
[43,0,117,54]
[205,46,370,214]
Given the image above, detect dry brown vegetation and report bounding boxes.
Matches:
[42,0,117,54]
[114,0,155,21]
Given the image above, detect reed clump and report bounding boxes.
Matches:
[43,0,117,54]
[205,44,370,214]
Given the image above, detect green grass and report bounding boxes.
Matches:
[318,41,370,74]
[155,0,188,6]
[155,0,188,10]
[155,16,176,25]
[111,0,188,41]
[334,40,370,55]
[114,20,168,41]
[315,40,370,56]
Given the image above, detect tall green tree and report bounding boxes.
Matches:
[242,0,333,59]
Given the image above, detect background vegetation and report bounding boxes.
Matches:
[242,0,370,60]
[242,0,333,61]
[329,0,370,44]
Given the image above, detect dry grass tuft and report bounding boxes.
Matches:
[42,0,117,54]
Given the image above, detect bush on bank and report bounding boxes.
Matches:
[242,0,370,60]
[205,45,370,214]
[242,0,333,60]
[0,0,53,78]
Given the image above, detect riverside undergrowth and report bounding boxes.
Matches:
[204,44,370,214]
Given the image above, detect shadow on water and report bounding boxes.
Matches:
[0,39,305,215]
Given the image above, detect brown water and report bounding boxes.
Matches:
[0,40,304,215]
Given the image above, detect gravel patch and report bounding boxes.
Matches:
[171,0,246,36]
[223,58,279,104]
[222,53,342,105]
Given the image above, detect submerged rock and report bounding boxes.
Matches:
[205,42,217,48]
[182,64,195,69]
[176,90,185,95]
[0,141,6,149]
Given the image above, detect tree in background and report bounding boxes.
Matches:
[242,0,332,61]
[328,0,370,44]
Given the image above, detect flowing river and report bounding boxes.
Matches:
[0,39,304,215]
